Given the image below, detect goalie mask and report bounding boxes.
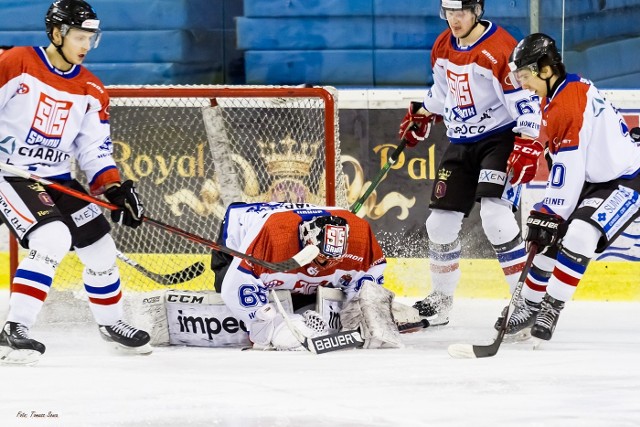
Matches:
[299,215,349,265]
[46,0,102,49]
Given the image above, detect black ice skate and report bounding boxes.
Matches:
[413,291,453,326]
[0,321,46,365]
[98,320,152,355]
[494,297,541,341]
[531,294,565,341]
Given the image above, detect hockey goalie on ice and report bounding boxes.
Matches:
[140,202,428,352]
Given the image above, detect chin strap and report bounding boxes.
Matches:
[53,41,74,68]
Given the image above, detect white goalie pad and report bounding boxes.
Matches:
[339,282,403,349]
[134,289,293,348]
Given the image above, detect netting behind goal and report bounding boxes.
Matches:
[8,86,347,320]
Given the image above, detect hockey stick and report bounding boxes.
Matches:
[0,162,319,273]
[350,139,408,214]
[115,251,205,285]
[271,290,364,354]
[447,242,539,359]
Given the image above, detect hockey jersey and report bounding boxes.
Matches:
[423,21,540,143]
[219,203,387,324]
[0,46,120,194]
[536,74,640,220]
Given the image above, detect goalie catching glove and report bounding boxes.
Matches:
[506,137,544,185]
[104,180,144,228]
[398,101,440,147]
[249,304,328,351]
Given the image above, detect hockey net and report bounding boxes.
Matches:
[8,86,347,321]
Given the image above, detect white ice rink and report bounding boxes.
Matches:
[1,294,639,427]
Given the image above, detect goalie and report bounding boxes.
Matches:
[214,202,426,351]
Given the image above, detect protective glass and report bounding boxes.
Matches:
[508,63,539,89]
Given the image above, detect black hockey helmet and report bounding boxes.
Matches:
[299,215,350,260]
[440,0,485,20]
[45,0,101,48]
[509,33,562,76]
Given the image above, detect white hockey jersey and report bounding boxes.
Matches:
[219,203,387,324]
[536,74,640,220]
[0,46,120,194]
[423,21,540,143]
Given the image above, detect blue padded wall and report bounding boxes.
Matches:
[0,0,239,85]
[240,0,640,88]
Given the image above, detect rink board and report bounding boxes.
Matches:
[0,253,638,301]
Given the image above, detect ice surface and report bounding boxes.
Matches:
[1,292,639,427]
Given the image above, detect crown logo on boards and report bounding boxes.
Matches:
[258,135,321,178]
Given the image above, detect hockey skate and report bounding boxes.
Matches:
[413,291,453,326]
[494,297,541,342]
[531,294,564,343]
[98,320,152,355]
[0,321,46,365]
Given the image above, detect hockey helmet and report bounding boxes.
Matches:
[440,0,484,20]
[45,0,101,48]
[299,215,349,260]
[509,33,562,87]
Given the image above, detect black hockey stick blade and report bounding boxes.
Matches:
[308,330,364,354]
[116,251,205,285]
[447,244,538,359]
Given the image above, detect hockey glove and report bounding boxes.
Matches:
[525,210,564,253]
[506,137,544,185]
[104,180,144,228]
[398,101,438,147]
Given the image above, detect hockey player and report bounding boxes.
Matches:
[0,0,151,365]
[503,33,640,341]
[398,0,540,325]
[217,202,412,351]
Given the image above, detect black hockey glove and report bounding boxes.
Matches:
[525,210,564,253]
[104,180,144,228]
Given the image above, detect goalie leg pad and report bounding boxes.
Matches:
[340,282,403,349]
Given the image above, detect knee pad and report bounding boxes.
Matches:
[425,209,464,244]
[75,234,118,271]
[27,221,72,262]
[560,220,600,259]
[480,198,520,245]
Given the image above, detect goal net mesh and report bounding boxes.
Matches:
[13,86,347,322]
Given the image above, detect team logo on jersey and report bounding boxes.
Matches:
[37,192,55,207]
[17,83,30,95]
[447,70,477,120]
[26,93,72,148]
[0,136,16,154]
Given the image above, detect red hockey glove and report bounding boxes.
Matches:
[506,137,544,185]
[398,102,438,147]
[525,210,564,253]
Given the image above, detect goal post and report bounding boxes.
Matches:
[8,85,347,303]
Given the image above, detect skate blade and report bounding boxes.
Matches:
[503,329,532,343]
[107,341,153,355]
[0,347,42,366]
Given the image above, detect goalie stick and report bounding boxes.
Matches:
[115,251,205,285]
[0,162,319,273]
[271,290,364,354]
[447,243,538,359]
